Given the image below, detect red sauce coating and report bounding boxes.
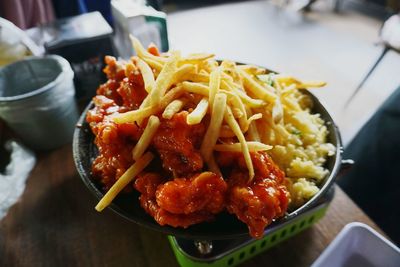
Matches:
[147,43,160,56]
[87,57,144,190]
[156,172,227,215]
[225,152,289,238]
[152,112,205,176]
[87,56,291,238]
[134,172,223,227]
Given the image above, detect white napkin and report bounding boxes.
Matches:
[381,14,400,51]
[0,140,36,220]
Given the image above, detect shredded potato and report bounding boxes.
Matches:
[149,51,180,105]
[201,93,227,162]
[132,115,160,160]
[96,35,335,212]
[95,152,154,211]
[209,68,221,111]
[224,106,255,181]
[180,53,215,64]
[186,97,209,125]
[181,81,209,96]
[136,58,155,93]
[112,106,157,124]
[214,142,272,152]
[162,99,186,119]
[113,86,183,124]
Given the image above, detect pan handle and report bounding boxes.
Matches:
[337,159,355,177]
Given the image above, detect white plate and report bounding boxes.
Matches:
[312,222,400,267]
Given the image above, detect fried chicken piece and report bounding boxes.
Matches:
[134,173,164,217]
[97,56,148,109]
[103,56,126,81]
[91,122,135,190]
[86,95,119,126]
[87,95,143,190]
[152,112,205,176]
[117,60,147,110]
[96,56,126,104]
[226,152,290,239]
[156,172,227,215]
[134,172,227,228]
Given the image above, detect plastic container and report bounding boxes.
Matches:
[111,0,168,59]
[311,222,400,267]
[42,12,114,101]
[0,55,79,150]
[0,17,42,66]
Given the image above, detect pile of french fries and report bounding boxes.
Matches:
[95,36,326,212]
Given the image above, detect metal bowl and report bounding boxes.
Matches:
[73,88,342,240]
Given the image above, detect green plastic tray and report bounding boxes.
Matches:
[168,196,331,267]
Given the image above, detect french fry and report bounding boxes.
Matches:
[300,80,327,88]
[183,72,209,83]
[150,51,180,105]
[201,93,227,161]
[227,83,266,108]
[209,68,221,111]
[95,152,154,212]
[180,53,215,64]
[275,124,294,145]
[239,69,276,103]
[162,99,186,119]
[248,119,261,142]
[199,69,209,75]
[130,35,167,64]
[219,114,262,138]
[132,116,160,160]
[281,84,297,96]
[237,64,267,75]
[159,85,184,108]
[232,108,244,119]
[224,106,255,181]
[113,86,183,124]
[272,97,284,124]
[136,58,155,93]
[187,97,209,125]
[112,106,158,124]
[247,113,262,125]
[282,95,302,112]
[181,81,209,96]
[220,60,236,69]
[200,59,218,73]
[276,75,326,88]
[174,64,197,83]
[214,141,272,152]
[221,72,234,83]
[143,57,163,72]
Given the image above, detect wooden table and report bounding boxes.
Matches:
[0,144,383,267]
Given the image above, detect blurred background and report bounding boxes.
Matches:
[1,0,400,244]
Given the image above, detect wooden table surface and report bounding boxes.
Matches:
[0,144,383,267]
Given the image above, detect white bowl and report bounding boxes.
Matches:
[312,222,400,267]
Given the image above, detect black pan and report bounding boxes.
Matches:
[73,84,342,240]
